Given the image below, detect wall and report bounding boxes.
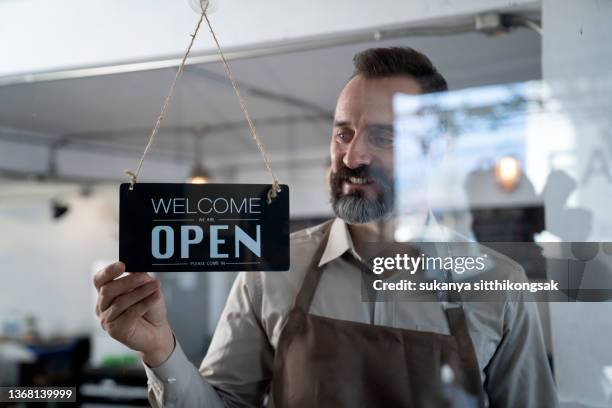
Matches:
[0,186,117,337]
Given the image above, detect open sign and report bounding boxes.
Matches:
[119,183,289,272]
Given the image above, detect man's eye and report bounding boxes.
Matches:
[369,133,394,147]
[336,131,352,142]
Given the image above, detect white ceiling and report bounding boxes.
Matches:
[0,27,541,165]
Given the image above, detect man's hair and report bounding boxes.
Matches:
[352,47,448,93]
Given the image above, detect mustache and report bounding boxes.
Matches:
[330,164,392,190]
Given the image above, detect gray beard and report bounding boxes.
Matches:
[332,194,390,224]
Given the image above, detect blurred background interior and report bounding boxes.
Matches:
[1,0,611,407]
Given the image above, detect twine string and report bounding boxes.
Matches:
[125,11,206,190]
[126,7,281,204]
[202,12,280,203]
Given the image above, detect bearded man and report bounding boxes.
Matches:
[94,47,558,408]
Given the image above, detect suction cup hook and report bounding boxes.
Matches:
[189,0,212,14]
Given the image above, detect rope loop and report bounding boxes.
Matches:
[267,180,281,204]
[126,9,281,203]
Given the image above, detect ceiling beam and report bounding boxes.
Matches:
[0,18,481,87]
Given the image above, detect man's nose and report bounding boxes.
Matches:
[343,134,372,169]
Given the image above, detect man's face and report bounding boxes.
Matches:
[330,74,422,224]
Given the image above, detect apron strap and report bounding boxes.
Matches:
[445,305,487,407]
[443,263,486,407]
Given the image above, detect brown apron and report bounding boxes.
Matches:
[271,223,486,408]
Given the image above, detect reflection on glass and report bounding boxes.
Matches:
[393,78,612,406]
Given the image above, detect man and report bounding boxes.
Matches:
[94,47,558,407]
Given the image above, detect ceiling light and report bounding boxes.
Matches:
[188,163,212,184]
[187,132,212,184]
[494,156,521,192]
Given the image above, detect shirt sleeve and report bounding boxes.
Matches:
[144,340,225,408]
[483,296,559,408]
[143,272,273,408]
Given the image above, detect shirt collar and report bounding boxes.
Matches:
[316,217,472,268]
[318,218,359,267]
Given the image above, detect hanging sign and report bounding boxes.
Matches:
[119,183,289,272]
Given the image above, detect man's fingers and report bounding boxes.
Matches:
[104,280,160,323]
[93,262,126,290]
[106,291,161,332]
[103,291,161,340]
[125,290,162,320]
[98,273,152,312]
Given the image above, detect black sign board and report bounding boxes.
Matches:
[119,183,289,272]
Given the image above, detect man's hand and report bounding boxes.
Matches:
[94,262,175,367]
